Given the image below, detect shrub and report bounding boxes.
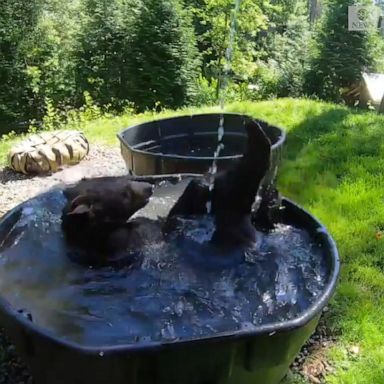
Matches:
[192,75,218,106]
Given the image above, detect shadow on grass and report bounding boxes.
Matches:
[280,105,384,263]
[283,107,351,160]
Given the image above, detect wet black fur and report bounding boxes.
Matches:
[62,120,276,266]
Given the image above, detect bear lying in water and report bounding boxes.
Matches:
[62,178,155,266]
[61,119,277,267]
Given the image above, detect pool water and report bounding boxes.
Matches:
[0,181,328,347]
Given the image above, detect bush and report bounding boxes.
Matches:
[192,75,218,106]
[251,62,280,100]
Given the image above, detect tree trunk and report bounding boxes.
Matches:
[215,10,230,100]
[309,0,322,24]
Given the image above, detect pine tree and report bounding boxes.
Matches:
[76,0,136,109]
[22,0,82,115]
[305,0,381,101]
[126,0,200,111]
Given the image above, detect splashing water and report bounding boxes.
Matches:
[0,186,329,347]
[206,0,242,213]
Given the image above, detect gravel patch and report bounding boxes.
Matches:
[0,333,33,384]
[0,145,127,217]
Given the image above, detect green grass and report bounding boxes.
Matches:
[2,98,384,383]
[232,100,384,383]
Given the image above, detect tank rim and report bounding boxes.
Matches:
[0,174,339,355]
[117,112,287,161]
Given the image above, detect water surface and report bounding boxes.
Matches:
[0,181,328,347]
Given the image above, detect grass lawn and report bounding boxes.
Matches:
[2,98,384,383]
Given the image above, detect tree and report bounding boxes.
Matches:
[0,0,41,129]
[193,0,269,88]
[267,0,311,97]
[126,0,200,111]
[76,0,137,110]
[309,0,322,24]
[305,0,383,101]
[22,0,82,115]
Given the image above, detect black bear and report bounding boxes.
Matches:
[61,177,154,266]
[61,119,275,266]
[167,119,272,248]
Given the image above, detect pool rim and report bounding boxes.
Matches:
[0,176,339,355]
[117,112,287,162]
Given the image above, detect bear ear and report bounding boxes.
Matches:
[67,194,92,216]
[67,204,91,215]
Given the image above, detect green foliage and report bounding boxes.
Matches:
[76,0,136,110]
[26,91,106,135]
[259,0,302,31]
[23,0,81,112]
[0,0,202,132]
[40,98,62,131]
[268,2,311,97]
[243,0,311,100]
[252,62,280,99]
[1,0,384,135]
[192,75,218,106]
[0,0,42,128]
[126,0,200,111]
[193,0,268,84]
[305,0,383,101]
